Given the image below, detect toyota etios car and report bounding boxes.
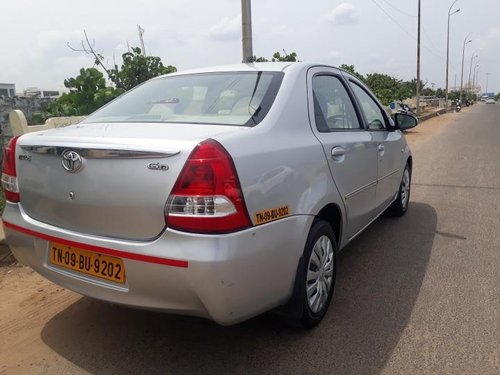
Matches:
[2,63,417,327]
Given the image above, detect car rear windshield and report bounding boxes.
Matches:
[82,71,284,126]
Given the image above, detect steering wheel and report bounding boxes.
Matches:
[326,114,351,129]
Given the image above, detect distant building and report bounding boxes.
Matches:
[0,83,16,98]
[23,87,64,99]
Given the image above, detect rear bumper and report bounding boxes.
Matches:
[3,202,311,325]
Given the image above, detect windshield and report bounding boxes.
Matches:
[82,71,284,126]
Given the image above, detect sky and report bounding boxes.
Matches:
[1,0,499,94]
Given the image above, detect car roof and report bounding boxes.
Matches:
[154,62,347,78]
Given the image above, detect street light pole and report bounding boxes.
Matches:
[446,0,460,109]
[460,33,472,103]
[241,0,253,63]
[467,50,478,90]
[416,0,421,115]
[472,62,480,93]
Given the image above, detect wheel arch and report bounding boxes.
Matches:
[407,155,413,171]
[315,203,342,249]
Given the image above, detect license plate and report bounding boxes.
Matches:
[49,242,126,284]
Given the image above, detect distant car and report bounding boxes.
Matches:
[486,98,495,104]
[2,62,418,327]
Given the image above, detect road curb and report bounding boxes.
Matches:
[418,108,448,122]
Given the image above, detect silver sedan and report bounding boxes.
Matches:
[2,62,417,327]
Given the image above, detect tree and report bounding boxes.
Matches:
[38,68,124,119]
[435,88,445,98]
[108,47,176,91]
[364,73,406,106]
[69,30,176,90]
[271,51,298,62]
[339,64,365,82]
[253,50,298,62]
[421,87,436,97]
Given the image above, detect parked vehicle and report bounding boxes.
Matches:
[1,63,418,327]
[398,102,413,114]
[456,101,462,112]
[486,98,496,104]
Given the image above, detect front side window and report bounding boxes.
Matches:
[312,75,361,131]
[82,72,283,126]
[349,82,387,130]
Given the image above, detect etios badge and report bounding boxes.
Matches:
[62,150,83,173]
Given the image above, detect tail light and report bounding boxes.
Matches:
[1,136,20,202]
[165,139,251,234]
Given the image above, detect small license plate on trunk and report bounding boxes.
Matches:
[49,242,126,284]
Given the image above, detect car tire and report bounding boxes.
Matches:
[282,219,337,328]
[387,163,411,217]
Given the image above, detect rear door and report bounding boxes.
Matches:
[307,67,379,238]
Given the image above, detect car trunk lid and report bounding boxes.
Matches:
[16,122,245,240]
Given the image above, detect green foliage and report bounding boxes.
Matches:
[253,51,298,62]
[435,88,445,98]
[447,90,460,102]
[40,68,124,120]
[340,64,439,105]
[339,64,366,82]
[496,93,500,101]
[0,186,5,215]
[271,51,297,62]
[364,73,404,105]
[37,46,176,120]
[108,47,176,90]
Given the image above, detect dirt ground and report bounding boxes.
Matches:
[0,109,465,374]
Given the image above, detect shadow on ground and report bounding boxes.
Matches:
[41,202,436,374]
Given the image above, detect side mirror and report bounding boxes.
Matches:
[394,112,418,130]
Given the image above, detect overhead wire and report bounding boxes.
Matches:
[378,0,453,67]
[369,0,447,63]
[378,0,443,58]
[378,0,417,18]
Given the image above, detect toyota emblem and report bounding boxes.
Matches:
[61,150,83,173]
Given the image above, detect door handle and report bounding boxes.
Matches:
[331,146,346,157]
[378,144,385,152]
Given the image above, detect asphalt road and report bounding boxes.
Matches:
[1,103,499,374]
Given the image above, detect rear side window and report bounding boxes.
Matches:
[82,72,284,126]
[312,75,361,131]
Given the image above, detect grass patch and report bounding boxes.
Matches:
[0,186,5,216]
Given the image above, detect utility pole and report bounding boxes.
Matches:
[460,33,472,102]
[241,0,253,63]
[416,0,421,115]
[138,25,146,55]
[446,0,460,109]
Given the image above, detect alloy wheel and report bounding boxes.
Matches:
[306,235,335,313]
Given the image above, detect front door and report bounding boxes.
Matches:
[308,68,379,238]
[347,80,404,211]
